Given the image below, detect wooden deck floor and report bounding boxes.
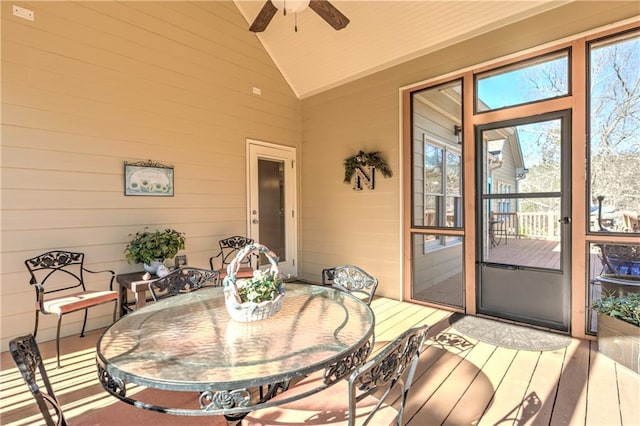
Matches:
[1,297,638,425]
[488,238,562,269]
[487,237,603,276]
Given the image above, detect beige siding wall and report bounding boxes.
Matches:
[299,2,638,299]
[1,1,301,348]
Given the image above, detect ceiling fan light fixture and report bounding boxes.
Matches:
[272,0,310,14]
[249,0,348,33]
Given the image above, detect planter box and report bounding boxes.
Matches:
[597,313,640,374]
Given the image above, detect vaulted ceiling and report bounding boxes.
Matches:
[233,0,572,98]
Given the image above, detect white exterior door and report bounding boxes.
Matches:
[247,140,297,278]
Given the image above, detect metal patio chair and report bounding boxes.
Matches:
[321,267,336,286]
[329,264,379,305]
[209,236,256,285]
[9,334,227,426]
[147,266,219,301]
[243,324,429,426]
[24,250,117,368]
[10,334,69,426]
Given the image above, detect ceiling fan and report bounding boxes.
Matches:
[249,0,350,32]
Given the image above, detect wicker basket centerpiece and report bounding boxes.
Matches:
[223,243,284,322]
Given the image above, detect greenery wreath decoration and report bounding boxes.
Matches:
[343,151,393,183]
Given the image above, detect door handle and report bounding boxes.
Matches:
[559,217,571,224]
[252,219,259,224]
[483,263,517,270]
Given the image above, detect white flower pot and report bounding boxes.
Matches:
[143,260,164,274]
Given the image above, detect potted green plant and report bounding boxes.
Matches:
[124,228,185,273]
[592,292,640,373]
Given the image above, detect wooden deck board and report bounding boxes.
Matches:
[549,339,590,425]
[443,345,518,425]
[1,296,638,425]
[406,342,471,424]
[617,362,640,425]
[518,348,565,425]
[412,336,496,425]
[477,349,542,426]
[587,342,623,425]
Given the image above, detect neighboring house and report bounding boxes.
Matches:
[485,132,526,238]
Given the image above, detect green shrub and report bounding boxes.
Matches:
[592,292,640,327]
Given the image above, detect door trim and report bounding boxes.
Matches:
[246,139,298,278]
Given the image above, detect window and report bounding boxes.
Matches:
[588,30,640,234]
[411,233,464,309]
[476,50,570,112]
[494,182,513,213]
[424,141,462,229]
[411,79,463,230]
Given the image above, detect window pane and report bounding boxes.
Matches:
[425,145,443,194]
[482,198,562,270]
[476,50,569,112]
[411,79,463,228]
[425,195,438,226]
[446,152,461,196]
[446,196,462,227]
[587,242,640,334]
[588,31,640,233]
[482,120,562,196]
[411,233,464,308]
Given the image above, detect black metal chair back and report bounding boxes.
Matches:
[148,267,219,301]
[330,264,379,305]
[347,324,429,426]
[209,236,255,270]
[24,250,117,368]
[9,334,68,426]
[321,267,336,286]
[209,236,257,285]
[26,251,88,293]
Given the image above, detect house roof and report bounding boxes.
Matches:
[233,0,572,98]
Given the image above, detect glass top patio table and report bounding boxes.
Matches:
[96,283,374,418]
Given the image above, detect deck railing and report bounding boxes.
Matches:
[492,211,561,240]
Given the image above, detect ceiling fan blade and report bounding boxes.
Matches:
[250,0,278,32]
[309,0,349,30]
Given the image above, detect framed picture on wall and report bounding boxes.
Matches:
[124,160,174,196]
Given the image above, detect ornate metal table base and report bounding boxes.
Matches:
[98,339,371,421]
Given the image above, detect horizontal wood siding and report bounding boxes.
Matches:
[0,1,301,348]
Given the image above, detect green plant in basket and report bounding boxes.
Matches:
[237,269,283,304]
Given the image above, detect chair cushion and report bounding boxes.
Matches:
[39,290,118,315]
[243,373,399,425]
[217,266,255,280]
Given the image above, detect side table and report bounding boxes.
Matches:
[115,271,155,316]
